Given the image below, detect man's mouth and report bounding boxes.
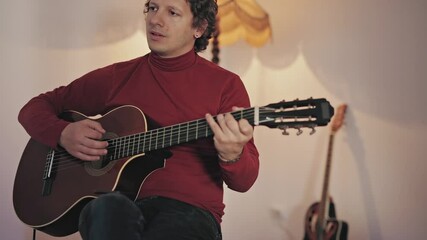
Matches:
[150,31,165,37]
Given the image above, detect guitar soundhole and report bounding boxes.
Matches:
[84,159,115,177]
[84,131,118,176]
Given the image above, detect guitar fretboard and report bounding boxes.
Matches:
[317,133,335,231]
[103,108,256,161]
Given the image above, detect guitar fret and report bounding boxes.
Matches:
[124,136,129,157]
[155,130,159,150]
[130,136,134,155]
[162,128,165,148]
[173,125,177,145]
[142,132,146,153]
[156,129,159,150]
[153,129,157,151]
[126,136,130,156]
[121,137,124,157]
[195,120,199,139]
[112,139,117,159]
[194,123,198,139]
[131,136,134,155]
[120,137,124,158]
[117,138,122,158]
[132,135,137,155]
[111,139,116,160]
[126,136,130,157]
[123,136,127,157]
[129,135,133,156]
[147,131,152,152]
[177,125,181,144]
[117,137,123,158]
[115,138,122,159]
[189,122,193,141]
[168,126,172,147]
[136,134,141,154]
[110,139,115,160]
[151,130,155,151]
[169,126,173,147]
[186,122,189,142]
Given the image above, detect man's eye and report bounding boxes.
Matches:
[170,11,178,16]
[147,6,157,12]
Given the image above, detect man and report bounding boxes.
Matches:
[18,0,259,239]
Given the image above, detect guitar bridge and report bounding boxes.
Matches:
[42,149,56,196]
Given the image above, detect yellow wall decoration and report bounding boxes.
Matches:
[217,0,272,47]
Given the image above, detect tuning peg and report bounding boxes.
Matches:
[279,126,290,135]
[296,128,303,136]
[309,127,316,135]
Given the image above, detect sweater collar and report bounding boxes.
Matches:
[148,50,197,72]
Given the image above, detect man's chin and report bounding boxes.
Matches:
[147,44,166,55]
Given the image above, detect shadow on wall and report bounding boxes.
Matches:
[345,107,383,240]
[30,0,144,48]
[225,0,427,125]
[300,0,427,125]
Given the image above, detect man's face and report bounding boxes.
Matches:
[145,0,200,58]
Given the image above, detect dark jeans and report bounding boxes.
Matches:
[79,192,222,240]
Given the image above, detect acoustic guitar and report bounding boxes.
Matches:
[13,98,334,237]
[303,104,349,240]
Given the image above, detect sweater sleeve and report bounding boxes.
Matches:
[217,74,260,192]
[18,65,114,148]
[220,139,259,192]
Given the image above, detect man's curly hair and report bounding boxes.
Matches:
[188,0,218,52]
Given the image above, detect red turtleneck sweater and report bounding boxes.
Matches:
[18,50,260,223]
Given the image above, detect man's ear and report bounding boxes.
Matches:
[195,19,208,37]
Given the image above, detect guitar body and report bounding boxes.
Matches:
[303,201,349,240]
[13,106,166,236]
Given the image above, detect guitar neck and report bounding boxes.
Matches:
[103,107,257,161]
[315,103,347,237]
[317,132,335,229]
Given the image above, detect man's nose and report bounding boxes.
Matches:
[148,11,165,26]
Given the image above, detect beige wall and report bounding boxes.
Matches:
[1,0,426,239]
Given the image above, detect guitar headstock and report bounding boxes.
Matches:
[257,98,335,135]
[331,104,347,133]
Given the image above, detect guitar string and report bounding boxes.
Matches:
[40,101,322,174]
[47,109,251,171]
[45,107,317,173]
[46,113,248,172]
[47,108,258,171]
[45,106,317,173]
[43,109,260,173]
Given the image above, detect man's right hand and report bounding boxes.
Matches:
[59,119,108,161]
